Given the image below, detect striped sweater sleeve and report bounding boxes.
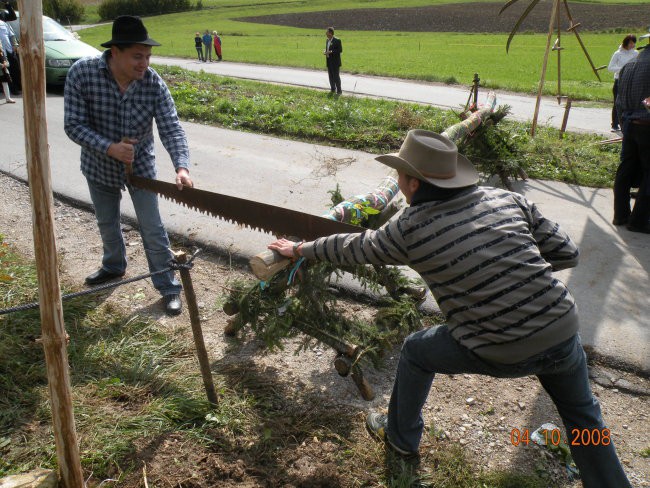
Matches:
[300,217,410,267]
[514,194,579,271]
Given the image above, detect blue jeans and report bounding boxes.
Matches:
[87,179,181,297]
[387,326,631,488]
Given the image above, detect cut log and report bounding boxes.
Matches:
[0,469,58,488]
[249,250,292,282]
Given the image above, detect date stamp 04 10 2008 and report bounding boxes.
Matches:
[510,427,612,447]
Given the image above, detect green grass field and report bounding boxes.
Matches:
[76,0,649,101]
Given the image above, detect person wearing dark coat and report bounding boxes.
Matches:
[324,27,342,95]
[613,43,650,233]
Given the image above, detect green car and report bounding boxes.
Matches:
[7,14,100,86]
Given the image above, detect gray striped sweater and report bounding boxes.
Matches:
[301,186,580,364]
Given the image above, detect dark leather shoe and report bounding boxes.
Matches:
[626,223,650,234]
[612,216,628,226]
[85,268,125,285]
[163,294,182,316]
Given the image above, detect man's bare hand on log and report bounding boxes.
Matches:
[268,238,303,259]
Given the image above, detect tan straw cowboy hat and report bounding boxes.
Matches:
[376,129,478,188]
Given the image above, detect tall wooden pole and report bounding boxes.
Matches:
[556,1,561,99]
[18,2,84,486]
[531,0,559,136]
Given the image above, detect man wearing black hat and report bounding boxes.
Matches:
[64,16,193,316]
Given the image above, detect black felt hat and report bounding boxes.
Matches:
[101,16,161,48]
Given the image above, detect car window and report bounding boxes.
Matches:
[6,15,75,42]
[43,16,74,41]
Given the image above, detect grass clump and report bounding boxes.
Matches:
[0,235,218,480]
[0,234,577,486]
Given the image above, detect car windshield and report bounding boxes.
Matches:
[7,15,75,42]
[43,16,75,41]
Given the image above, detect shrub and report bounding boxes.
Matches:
[98,0,191,21]
[43,0,85,24]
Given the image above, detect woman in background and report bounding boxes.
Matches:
[608,34,638,131]
[212,31,222,61]
[0,45,14,103]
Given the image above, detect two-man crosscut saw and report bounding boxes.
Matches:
[129,175,363,240]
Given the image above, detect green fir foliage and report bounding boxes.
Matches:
[225,257,432,367]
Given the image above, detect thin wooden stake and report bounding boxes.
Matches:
[175,251,219,406]
[563,0,603,81]
[560,98,572,138]
[18,1,84,486]
[531,0,560,137]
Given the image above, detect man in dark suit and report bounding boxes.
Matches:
[324,27,342,95]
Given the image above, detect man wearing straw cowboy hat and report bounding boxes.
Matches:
[269,130,630,486]
[64,16,193,316]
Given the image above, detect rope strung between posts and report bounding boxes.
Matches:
[0,250,201,316]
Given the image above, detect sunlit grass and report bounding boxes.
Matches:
[75,0,648,101]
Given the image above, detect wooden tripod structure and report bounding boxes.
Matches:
[502,0,605,136]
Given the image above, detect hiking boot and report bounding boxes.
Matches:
[366,412,417,457]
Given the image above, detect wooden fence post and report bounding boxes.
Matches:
[174,251,219,406]
[18,1,84,486]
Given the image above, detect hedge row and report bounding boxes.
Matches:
[98,0,192,21]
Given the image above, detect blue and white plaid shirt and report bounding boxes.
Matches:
[64,50,190,188]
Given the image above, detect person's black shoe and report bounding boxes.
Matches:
[85,268,125,285]
[336,90,342,95]
[612,216,629,226]
[163,294,182,316]
[626,223,650,234]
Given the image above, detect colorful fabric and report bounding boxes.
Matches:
[326,176,399,225]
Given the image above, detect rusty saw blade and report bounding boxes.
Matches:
[130,175,363,240]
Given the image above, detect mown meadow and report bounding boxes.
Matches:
[76,0,650,101]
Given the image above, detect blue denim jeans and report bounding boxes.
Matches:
[87,179,181,297]
[387,326,631,488]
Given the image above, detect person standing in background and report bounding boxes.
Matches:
[0,1,20,94]
[202,30,212,62]
[614,38,650,233]
[212,30,222,61]
[0,44,14,103]
[324,26,342,95]
[608,34,638,131]
[194,32,204,62]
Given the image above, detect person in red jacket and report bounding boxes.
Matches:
[212,31,222,61]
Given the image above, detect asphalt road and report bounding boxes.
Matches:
[0,79,647,373]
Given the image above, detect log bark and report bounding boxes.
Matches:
[19,2,84,486]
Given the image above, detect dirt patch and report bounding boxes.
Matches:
[1,172,649,487]
[239,1,650,33]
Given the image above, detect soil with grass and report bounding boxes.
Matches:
[240,1,650,33]
[1,171,649,487]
